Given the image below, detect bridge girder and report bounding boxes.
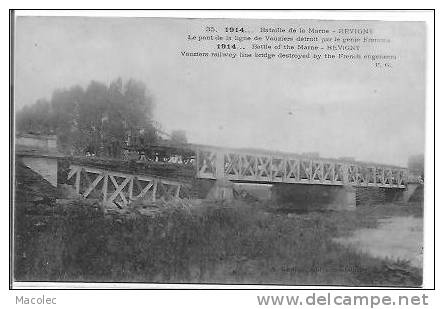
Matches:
[195,148,407,188]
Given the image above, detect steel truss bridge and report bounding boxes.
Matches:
[17,142,409,209]
[194,146,408,188]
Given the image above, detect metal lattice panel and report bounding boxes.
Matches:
[195,148,407,188]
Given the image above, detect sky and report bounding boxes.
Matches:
[14,17,426,167]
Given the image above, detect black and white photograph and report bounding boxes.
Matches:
[11,11,431,290]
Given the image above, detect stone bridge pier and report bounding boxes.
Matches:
[402,183,421,202]
[16,134,60,187]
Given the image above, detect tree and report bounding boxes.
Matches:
[50,86,84,153]
[170,130,187,144]
[16,78,158,157]
[16,99,53,134]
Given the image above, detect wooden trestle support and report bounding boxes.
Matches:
[67,164,190,208]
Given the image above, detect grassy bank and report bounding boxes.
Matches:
[14,201,422,286]
[14,162,422,286]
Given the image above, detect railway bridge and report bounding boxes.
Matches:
[194,145,407,188]
[15,134,416,211]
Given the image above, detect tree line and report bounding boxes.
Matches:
[16,78,160,157]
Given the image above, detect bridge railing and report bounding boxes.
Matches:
[195,147,407,188]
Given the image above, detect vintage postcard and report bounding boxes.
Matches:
[12,12,427,288]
